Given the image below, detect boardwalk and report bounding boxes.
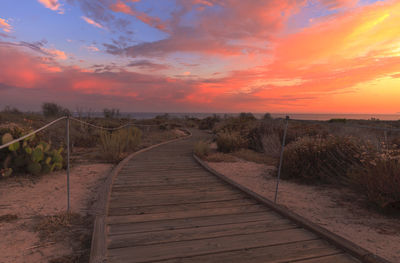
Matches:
[104,131,361,263]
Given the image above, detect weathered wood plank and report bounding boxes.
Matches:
[107,204,268,224]
[108,212,280,235]
[108,219,296,249]
[107,228,317,262]
[158,240,341,263]
[294,253,361,263]
[108,198,257,216]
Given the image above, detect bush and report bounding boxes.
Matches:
[99,127,141,163]
[42,102,70,118]
[199,115,220,130]
[103,108,120,119]
[281,135,362,183]
[0,128,64,177]
[216,132,246,153]
[193,141,210,158]
[349,155,400,211]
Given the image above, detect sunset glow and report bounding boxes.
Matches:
[1,0,399,113]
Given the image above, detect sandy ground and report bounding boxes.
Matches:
[208,160,400,263]
[0,163,112,263]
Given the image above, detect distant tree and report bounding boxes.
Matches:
[239,112,256,121]
[263,113,272,120]
[155,113,170,120]
[42,102,70,118]
[103,108,120,119]
[2,106,21,114]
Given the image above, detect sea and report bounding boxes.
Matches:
[107,112,400,121]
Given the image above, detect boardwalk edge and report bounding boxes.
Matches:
[89,129,192,263]
[193,153,391,263]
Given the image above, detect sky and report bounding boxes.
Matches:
[0,0,399,113]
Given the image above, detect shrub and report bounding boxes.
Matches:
[99,127,141,163]
[349,154,400,211]
[281,135,362,183]
[199,115,220,130]
[0,128,64,177]
[193,141,210,158]
[103,108,120,119]
[263,113,272,120]
[216,132,246,153]
[42,102,70,118]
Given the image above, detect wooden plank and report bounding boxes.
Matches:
[158,239,341,263]
[110,183,232,193]
[110,188,238,198]
[108,212,280,235]
[294,253,361,263]
[107,204,268,224]
[108,219,296,249]
[108,199,257,216]
[193,154,388,263]
[107,228,317,262]
[112,177,219,186]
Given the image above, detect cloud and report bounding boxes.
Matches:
[37,0,64,14]
[0,18,12,33]
[126,60,169,71]
[0,40,68,60]
[84,44,100,52]
[44,48,68,60]
[110,0,166,30]
[103,0,306,58]
[81,16,105,29]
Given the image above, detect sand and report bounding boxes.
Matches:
[208,160,400,263]
[0,163,112,263]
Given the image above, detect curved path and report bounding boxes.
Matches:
[103,130,360,263]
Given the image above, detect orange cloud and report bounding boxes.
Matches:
[37,0,64,14]
[44,48,67,60]
[81,16,105,29]
[0,18,12,33]
[110,0,166,30]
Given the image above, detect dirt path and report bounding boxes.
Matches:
[208,160,400,263]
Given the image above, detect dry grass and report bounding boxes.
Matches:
[193,141,210,158]
[232,148,277,165]
[33,211,92,263]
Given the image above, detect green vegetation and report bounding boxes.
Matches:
[193,113,400,213]
[99,127,142,163]
[0,129,63,177]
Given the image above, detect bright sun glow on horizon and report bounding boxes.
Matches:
[0,0,399,114]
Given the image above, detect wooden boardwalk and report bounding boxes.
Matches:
[104,131,361,263]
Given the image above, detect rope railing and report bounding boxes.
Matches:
[272,116,400,203]
[0,116,67,150]
[0,115,171,212]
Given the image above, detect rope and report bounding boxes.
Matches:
[0,116,67,150]
[0,116,166,150]
[69,117,162,129]
[69,117,131,131]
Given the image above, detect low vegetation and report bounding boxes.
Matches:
[99,127,142,163]
[194,113,400,213]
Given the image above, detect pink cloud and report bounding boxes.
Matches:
[37,0,64,14]
[81,16,105,29]
[0,18,12,33]
[110,0,166,31]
